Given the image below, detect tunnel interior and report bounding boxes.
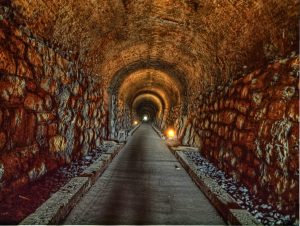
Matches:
[134,97,159,122]
[108,60,188,138]
[0,0,299,224]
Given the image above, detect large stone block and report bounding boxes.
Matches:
[229,99,235,109]
[233,146,243,158]
[271,85,296,100]
[49,135,67,153]
[288,155,298,173]
[1,143,39,182]
[217,126,225,137]
[231,129,239,144]
[225,99,230,108]
[204,119,210,129]
[17,59,33,79]
[250,74,266,90]
[71,82,80,95]
[267,100,286,120]
[247,167,256,178]
[213,101,219,111]
[40,78,59,95]
[288,124,299,154]
[219,99,224,109]
[11,108,36,146]
[0,132,6,150]
[37,112,56,123]
[222,111,237,124]
[56,54,69,69]
[43,63,54,77]
[53,67,66,80]
[48,123,58,137]
[251,92,263,106]
[28,162,46,182]
[0,76,26,102]
[24,93,45,112]
[44,95,53,110]
[18,143,39,159]
[59,109,73,123]
[228,87,235,96]
[26,81,37,92]
[27,47,42,67]
[242,71,255,84]
[234,100,250,114]
[9,175,29,190]
[61,73,72,85]
[10,36,25,57]
[0,47,16,74]
[239,132,255,151]
[287,99,299,122]
[223,126,230,139]
[240,85,249,99]
[36,124,47,146]
[235,114,245,130]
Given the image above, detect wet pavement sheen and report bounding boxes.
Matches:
[63,123,225,225]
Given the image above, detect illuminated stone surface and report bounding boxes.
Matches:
[0,0,298,222]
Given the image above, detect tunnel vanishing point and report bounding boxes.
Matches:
[0,0,299,225]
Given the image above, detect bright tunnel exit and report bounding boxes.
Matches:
[143,115,149,122]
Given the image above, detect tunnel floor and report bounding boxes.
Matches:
[63,123,225,225]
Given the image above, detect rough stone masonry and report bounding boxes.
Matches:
[0,19,108,193]
[175,56,299,215]
[0,0,299,221]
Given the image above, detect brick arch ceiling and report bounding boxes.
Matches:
[132,94,163,119]
[110,61,187,107]
[131,90,167,113]
[10,0,299,93]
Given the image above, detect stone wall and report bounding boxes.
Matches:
[0,19,108,192]
[176,56,299,215]
[115,104,132,141]
[109,96,132,141]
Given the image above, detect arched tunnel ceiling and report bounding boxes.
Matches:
[9,0,299,93]
[117,68,181,110]
[132,90,167,111]
[133,94,163,120]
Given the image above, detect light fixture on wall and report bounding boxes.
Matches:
[166,128,176,139]
[133,120,139,125]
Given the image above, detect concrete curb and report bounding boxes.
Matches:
[151,124,164,138]
[128,124,141,137]
[171,147,261,226]
[19,142,124,225]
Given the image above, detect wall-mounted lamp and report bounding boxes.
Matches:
[133,120,139,125]
[166,128,176,139]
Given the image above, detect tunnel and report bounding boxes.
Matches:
[108,60,188,139]
[0,0,299,225]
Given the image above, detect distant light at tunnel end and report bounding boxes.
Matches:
[166,128,175,139]
[143,115,149,121]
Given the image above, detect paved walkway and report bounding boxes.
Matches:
[63,123,225,225]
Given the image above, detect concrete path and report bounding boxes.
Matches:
[63,123,225,225]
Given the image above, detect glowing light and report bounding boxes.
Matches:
[143,115,148,121]
[133,120,138,125]
[166,129,175,139]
